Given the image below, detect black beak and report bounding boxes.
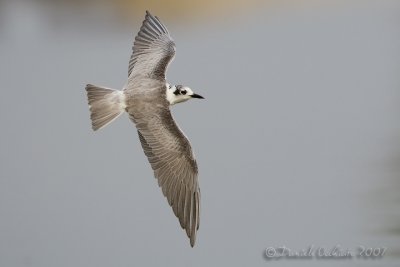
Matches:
[191,93,204,99]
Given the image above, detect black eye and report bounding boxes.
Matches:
[181,90,187,95]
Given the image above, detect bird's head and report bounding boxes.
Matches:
[166,84,204,105]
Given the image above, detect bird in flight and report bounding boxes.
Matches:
[85,11,203,247]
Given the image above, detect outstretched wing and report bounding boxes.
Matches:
[128,11,176,80]
[130,107,200,247]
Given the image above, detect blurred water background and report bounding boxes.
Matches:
[0,0,399,266]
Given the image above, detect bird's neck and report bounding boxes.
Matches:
[165,83,177,105]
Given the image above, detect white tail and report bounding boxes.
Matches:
[85,84,126,131]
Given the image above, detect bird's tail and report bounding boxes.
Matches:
[85,84,126,131]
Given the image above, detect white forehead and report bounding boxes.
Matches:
[182,86,193,93]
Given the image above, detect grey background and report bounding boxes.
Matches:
[0,0,399,266]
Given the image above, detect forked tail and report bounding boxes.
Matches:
[85,84,126,131]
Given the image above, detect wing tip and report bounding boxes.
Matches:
[145,10,154,21]
[188,227,197,247]
[190,237,196,247]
